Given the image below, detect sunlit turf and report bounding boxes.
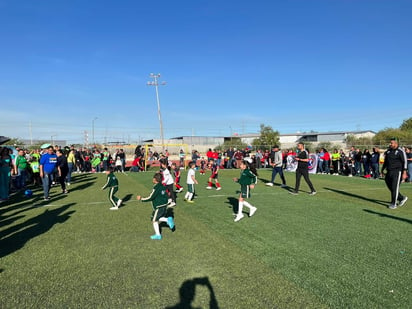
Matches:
[1,169,411,308]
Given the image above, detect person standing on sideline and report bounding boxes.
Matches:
[14,149,29,189]
[66,148,76,185]
[56,149,69,194]
[136,172,175,240]
[381,138,408,209]
[266,145,287,187]
[233,159,258,222]
[370,147,381,179]
[101,166,122,210]
[406,147,412,182]
[184,161,198,203]
[290,143,316,195]
[39,146,58,201]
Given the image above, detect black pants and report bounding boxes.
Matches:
[295,168,315,193]
[385,170,404,205]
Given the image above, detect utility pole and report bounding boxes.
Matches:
[147,73,166,151]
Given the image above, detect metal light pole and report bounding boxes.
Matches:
[92,117,98,146]
[147,73,166,151]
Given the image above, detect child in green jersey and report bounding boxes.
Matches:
[102,166,122,210]
[233,159,258,222]
[137,172,175,240]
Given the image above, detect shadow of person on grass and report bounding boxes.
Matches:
[225,197,239,214]
[363,209,412,224]
[0,203,75,259]
[324,187,388,207]
[121,194,133,204]
[165,277,219,309]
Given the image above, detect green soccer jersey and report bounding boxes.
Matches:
[237,168,257,185]
[15,155,28,169]
[102,172,119,189]
[141,182,168,210]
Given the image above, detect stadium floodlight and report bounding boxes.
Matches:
[92,117,98,145]
[147,73,166,151]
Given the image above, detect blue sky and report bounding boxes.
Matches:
[0,0,411,144]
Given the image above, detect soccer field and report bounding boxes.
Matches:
[1,169,411,308]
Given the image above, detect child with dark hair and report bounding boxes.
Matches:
[160,158,176,207]
[206,159,221,190]
[56,149,69,194]
[184,161,198,203]
[233,159,258,222]
[137,172,175,240]
[171,162,183,193]
[101,166,122,210]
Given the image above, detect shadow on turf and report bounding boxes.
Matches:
[165,277,219,309]
[363,209,412,224]
[0,203,75,260]
[324,187,388,207]
[226,197,239,214]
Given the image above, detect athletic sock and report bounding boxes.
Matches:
[243,201,253,209]
[153,222,160,235]
[188,192,193,200]
[237,201,244,215]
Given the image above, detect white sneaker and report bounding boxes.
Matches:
[168,201,176,208]
[117,199,122,207]
[206,186,212,189]
[110,206,118,210]
[249,207,257,217]
[177,188,183,193]
[216,187,221,191]
[399,196,408,207]
[266,182,273,187]
[234,213,244,222]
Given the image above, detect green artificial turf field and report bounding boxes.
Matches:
[1,169,411,308]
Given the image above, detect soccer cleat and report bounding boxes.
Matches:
[216,187,222,191]
[309,191,317,196]
[167,217,175,229]
[399,196,408,207]
[266,182,274,187]
[206,186,212,189]
[289,191,298,195]
[150,234,162,240]
[249,207,257,217]
[234,214,245,222]
[167,201,176,208]
[187,200,195,204]
[176,188,183,193]
[117,199,122,207]
[388,204,397,210]
[110,206,119,210]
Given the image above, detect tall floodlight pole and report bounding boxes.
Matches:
[92,117,98,146]
[147,73,166,151]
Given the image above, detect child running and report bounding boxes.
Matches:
[160,158,176,207]
[184,161,198,203]
[206,158,221,190]
[101,166,122,210]
[137,172,175,240]
[171,162,183,193]
[233,158,258,222]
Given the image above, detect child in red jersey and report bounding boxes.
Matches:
[171,162,183,193]
[206,159,221,190]
[199,157,207,175]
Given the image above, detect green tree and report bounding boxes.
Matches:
[252,124,280,151]
[215,137,247,151]
[399,117,412,131]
